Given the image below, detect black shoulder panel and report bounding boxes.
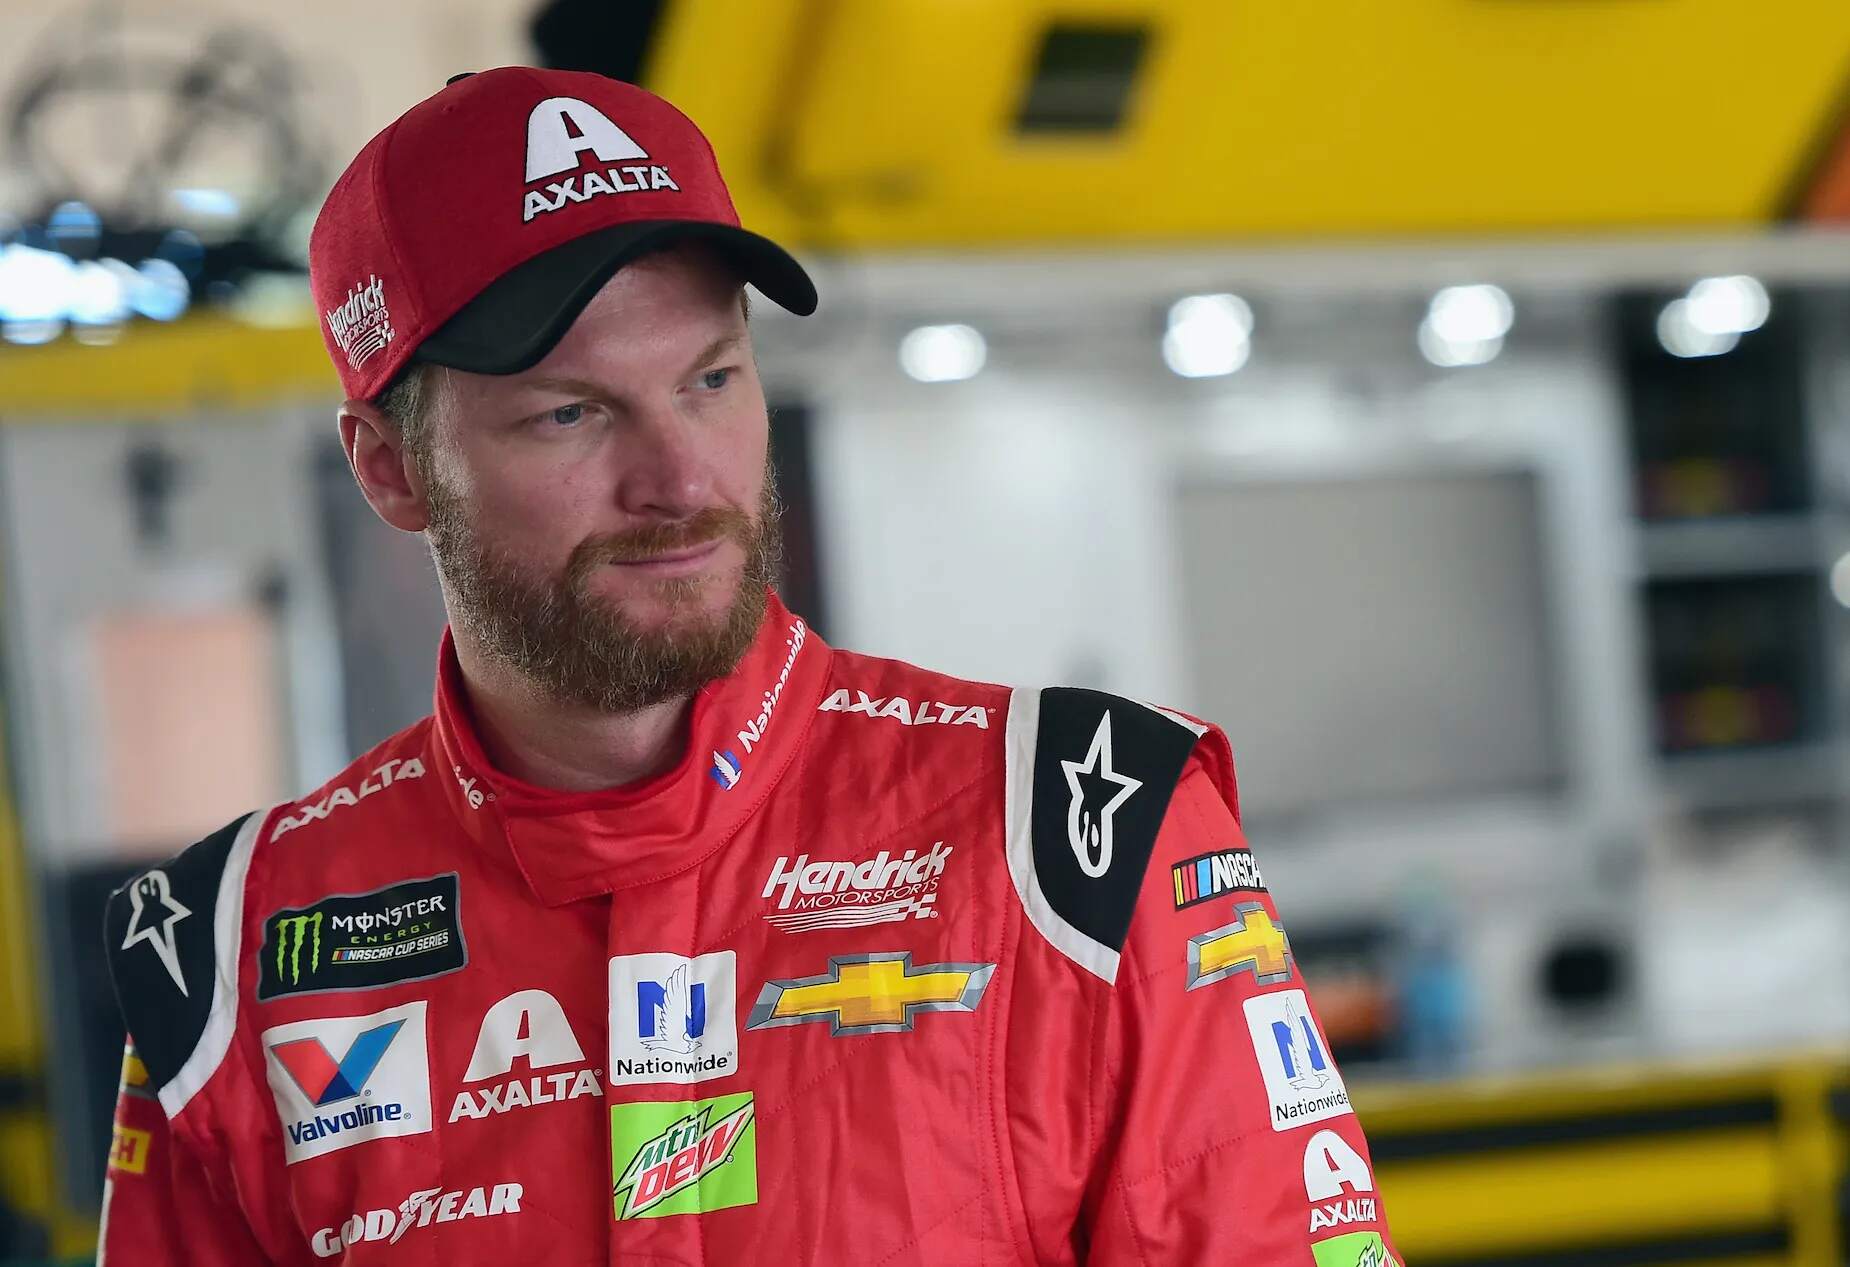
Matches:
[103,813,252,1095]
[1029,688,1198,955]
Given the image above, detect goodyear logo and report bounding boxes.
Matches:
[746,952,995,1037]
[1186,901,1292,991]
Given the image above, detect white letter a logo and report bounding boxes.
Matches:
[525,96,647,182]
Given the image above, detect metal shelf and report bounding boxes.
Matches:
[1632,514,1824,580]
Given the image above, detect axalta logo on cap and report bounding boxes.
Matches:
[522,97,679,223]
[324,275,393,371]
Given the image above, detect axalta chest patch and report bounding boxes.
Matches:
[257,874,466,1001]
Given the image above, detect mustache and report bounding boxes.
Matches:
[565,505,755,574]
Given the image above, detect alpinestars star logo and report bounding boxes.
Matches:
[120,870,192,995]
[1060,714,1142,878]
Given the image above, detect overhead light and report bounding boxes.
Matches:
[169,188,243,221]
[1832,552,1850,610]
[69,260,131,327]
[1419,284,1511,368]
[1657,298,1739,358]
[45,200,101,254]
[1419,324,1503,368]
[1427,285,1513,344]
[899,323,986,383]
[0,244,77,324]
[132,258,191,321]
[1163,293,1252,378]
[1683,275,1769,337]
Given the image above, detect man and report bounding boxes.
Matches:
[100,67,1400,1265]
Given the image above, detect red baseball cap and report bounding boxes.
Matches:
[308,67,817,401]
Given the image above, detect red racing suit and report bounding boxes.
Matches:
[101,591,1400,1265]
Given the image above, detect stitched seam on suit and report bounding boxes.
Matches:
[1111,1120,1269,1191]
[866,1192,990,1267]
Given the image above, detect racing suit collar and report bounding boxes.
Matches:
[430,588,830,905]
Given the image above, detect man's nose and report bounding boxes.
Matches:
[614,406,716,519]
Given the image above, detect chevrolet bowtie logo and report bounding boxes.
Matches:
[1186,901,1293,991]
[746,952,996,1037]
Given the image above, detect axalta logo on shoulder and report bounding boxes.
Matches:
[818,689,990,729]
[271,757,427,841]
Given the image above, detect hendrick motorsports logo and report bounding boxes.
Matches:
[760,842,952,933]
[610,1094,757,1220]
[258,874,466,1001]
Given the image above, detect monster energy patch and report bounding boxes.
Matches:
[256,874,465,1001]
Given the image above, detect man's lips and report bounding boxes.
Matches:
[607,539,726,575]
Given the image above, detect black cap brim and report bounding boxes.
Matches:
[413,221,818,376]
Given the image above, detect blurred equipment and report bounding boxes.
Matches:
[1362,1056,1850,1264]
[0,5,324,344]
[530,0,667,84]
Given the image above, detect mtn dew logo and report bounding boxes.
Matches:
[275,912,324,985]
[1312,1232,1400,1267]
[610,1093,756,1220]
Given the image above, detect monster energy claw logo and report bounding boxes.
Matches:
[275,912,324,984]
[256,874,467,1002]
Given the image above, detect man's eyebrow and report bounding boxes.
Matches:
[518,335,745,397]
[689,333,745,371]
[522,375,607,397]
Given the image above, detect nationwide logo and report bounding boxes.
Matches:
[747,952,995,1037]
[310,1181,523,1258]
[324,274,393,371]
[736,621,806,754]
[271,757,426,841]
[1185,901,1293,992]
[818,688,991,729]
[608,952,739,1087]
[257,875,466,1001]
[760,842,952,933]
[263,1001,432,1163]
[710,749,742,791]
[1245,990,1352,1132]
[451,988,603,1122]
[1171,846,1267,909]
[611,1094,757,1220]
[522,97,679,223]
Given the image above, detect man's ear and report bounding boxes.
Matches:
[338,398,430,533]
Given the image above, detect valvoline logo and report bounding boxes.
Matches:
[261,1000,433,1164]
[271,1019,404,1106]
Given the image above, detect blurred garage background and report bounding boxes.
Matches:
[2,0,1850,1262]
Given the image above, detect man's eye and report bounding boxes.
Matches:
[700,368,732,390]
[548,403,586,426]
